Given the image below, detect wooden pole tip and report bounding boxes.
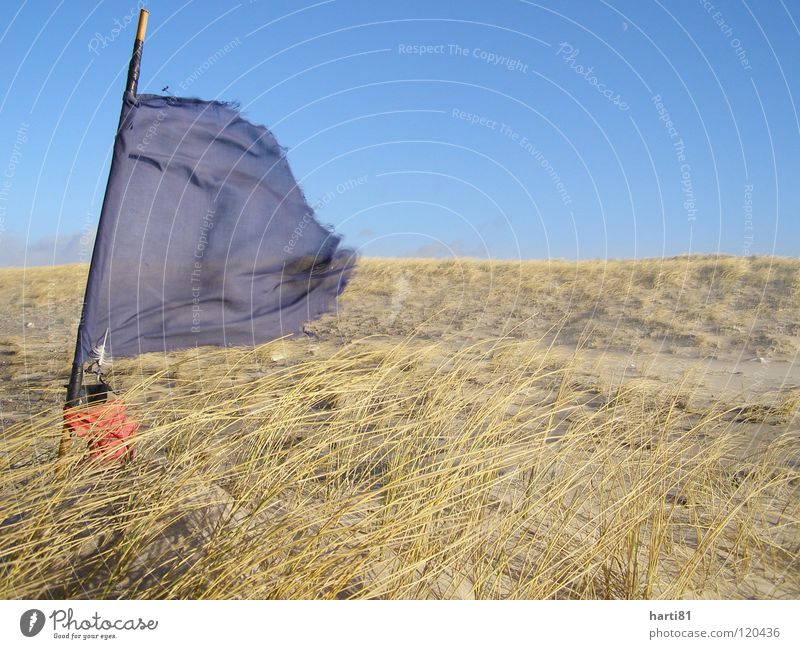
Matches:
[136,9,149,42]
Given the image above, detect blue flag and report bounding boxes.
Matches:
[77,92,355,366]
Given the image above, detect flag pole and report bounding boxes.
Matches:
[59,8,149,462]
[126,8,149,95]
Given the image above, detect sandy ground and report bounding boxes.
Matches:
[0,256,798,599]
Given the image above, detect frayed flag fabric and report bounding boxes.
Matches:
[76,91,355,365]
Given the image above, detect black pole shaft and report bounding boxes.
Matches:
[126,40,144,94]
[126,9,148,94]
[65,362,85,408]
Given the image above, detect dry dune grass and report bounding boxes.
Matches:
[0,256,798,599]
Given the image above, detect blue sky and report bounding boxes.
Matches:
[0,0,797,264]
